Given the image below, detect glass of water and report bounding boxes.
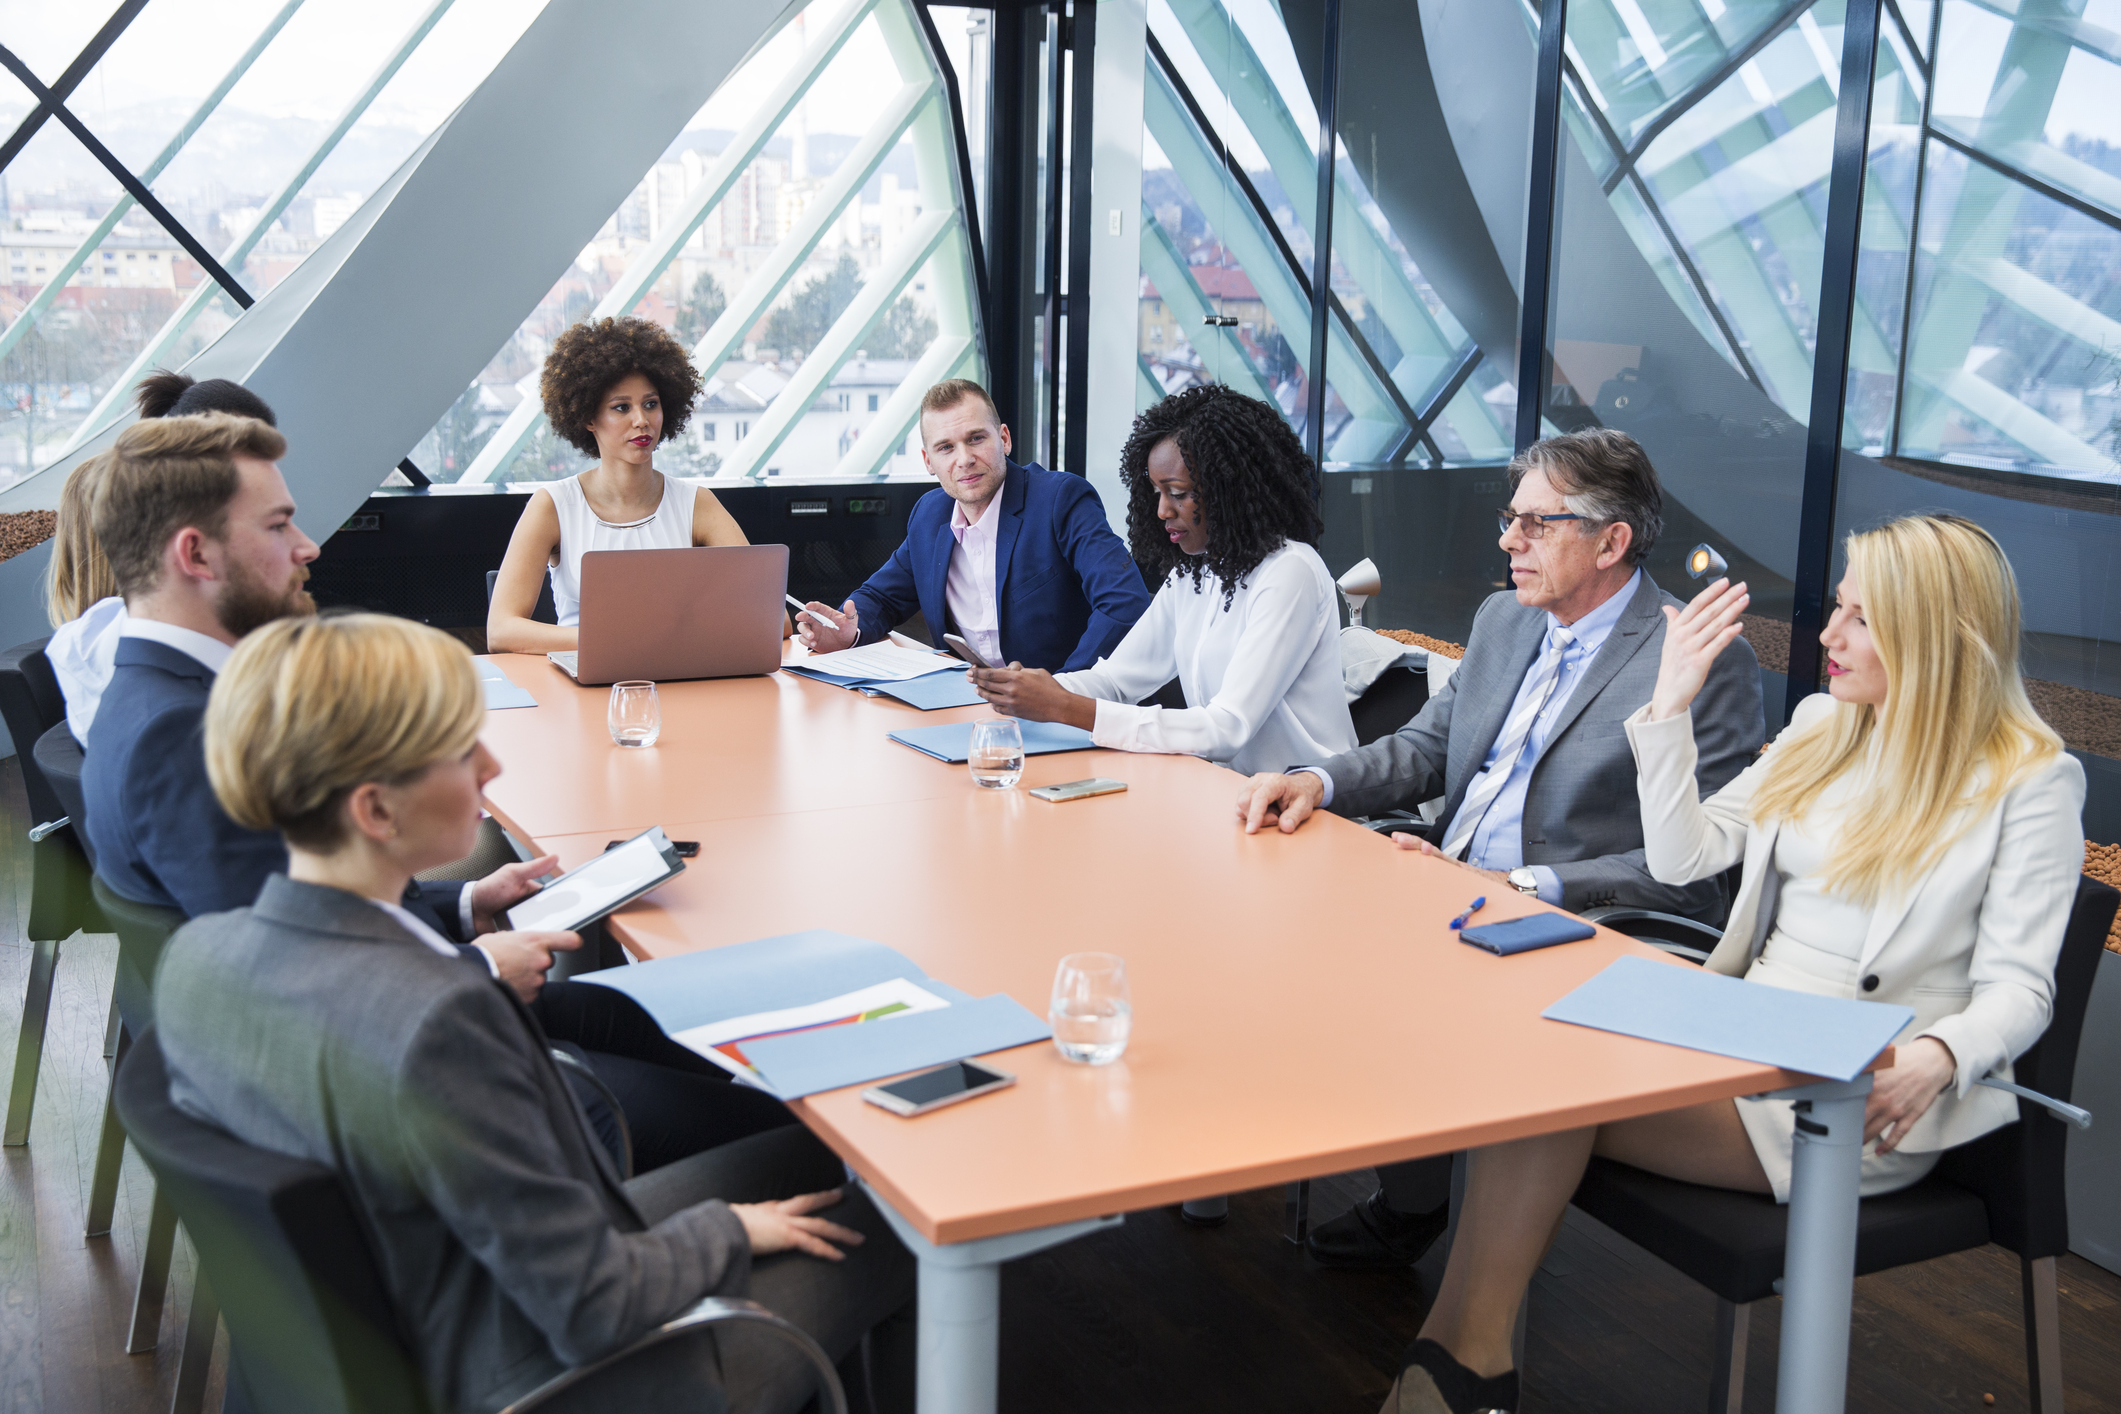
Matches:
[968,718,1023,789]
[608,680,660,748]
[1050,952,1131,1065]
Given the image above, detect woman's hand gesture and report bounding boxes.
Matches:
[1650,577,1749,722]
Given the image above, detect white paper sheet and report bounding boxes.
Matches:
[671,977,950,1082]
[798,641,960,682]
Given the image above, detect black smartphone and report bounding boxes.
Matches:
[861,1061,1015,1116]
[610,839,698,857]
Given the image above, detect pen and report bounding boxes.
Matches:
[1448,896,1487,930]
[786,595,840,632]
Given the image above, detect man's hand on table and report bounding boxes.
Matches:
[1237,771,1326,834]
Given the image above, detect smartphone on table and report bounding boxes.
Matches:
[862,1061,1015,1116]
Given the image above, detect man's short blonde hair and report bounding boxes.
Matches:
[206,613,483,850]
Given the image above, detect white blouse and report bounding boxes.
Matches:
[546,472,698,627]
[47,595,127,742]
[1054,540,1356,777]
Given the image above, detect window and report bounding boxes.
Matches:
[416,0,984,487]
[704,422,717,443]
[868,392,880,411]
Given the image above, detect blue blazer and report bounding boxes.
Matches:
[848,460,1150,671]
[83,636,466,932]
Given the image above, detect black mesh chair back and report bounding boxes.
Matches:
[0,637,66,827]
[485,568,559,625]
[1932,873,2116,1256]
[113,1028,437,1414]
[1350,665,1430,747]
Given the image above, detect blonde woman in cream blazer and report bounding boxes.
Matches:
[1374,512,2083,1414]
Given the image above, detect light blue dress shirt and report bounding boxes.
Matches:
[1300,569,1642,905]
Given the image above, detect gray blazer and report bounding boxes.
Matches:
[156,875,750,1413]
[1322,572,1764,917]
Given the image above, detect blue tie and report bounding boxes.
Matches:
[1441,625,1576,863]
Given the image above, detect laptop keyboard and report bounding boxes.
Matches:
[546,651,579,678]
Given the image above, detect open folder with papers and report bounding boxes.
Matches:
[577,930,1050,1098]
[475,658,538,710]
[1542,954,1912,1082]
[782,643,982,709]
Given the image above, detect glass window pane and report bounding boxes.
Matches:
[2,6,120,87]
[1930,0,2121,224]
[416,2,977,486]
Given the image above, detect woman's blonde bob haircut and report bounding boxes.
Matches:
[1750,512,2061,903]
[46,453,118,627]
[206,613,483,850]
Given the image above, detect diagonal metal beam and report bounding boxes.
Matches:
[0,47,252,307]
[458,0,883,483]
[0,0,148,173]
[60,0,460,461]
[828,332,975,480]
[0,0,308,367]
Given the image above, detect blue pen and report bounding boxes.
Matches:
[1448,896,1487,931]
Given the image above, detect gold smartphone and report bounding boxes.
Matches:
[1029,777,1128,803]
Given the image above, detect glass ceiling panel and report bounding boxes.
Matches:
[1566,0,1810,153]
[1,4,120,88]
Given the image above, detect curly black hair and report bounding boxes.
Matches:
[1122,383,1323,607]
[540,316,703,456]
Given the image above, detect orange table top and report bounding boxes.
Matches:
[478,651,1809,1244]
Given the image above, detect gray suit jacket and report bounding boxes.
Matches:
[1322,572,1764,917]
[155,875,750,1413]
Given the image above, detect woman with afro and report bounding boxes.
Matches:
[489,316,758,652]
[969,383,1355,776]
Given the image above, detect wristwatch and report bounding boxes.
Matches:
[1506,867,1541,897]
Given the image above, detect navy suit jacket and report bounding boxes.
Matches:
[83,636,466,932]
[848,460,1150,671]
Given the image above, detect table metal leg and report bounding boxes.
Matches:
[864,1185,1122,1414]
[1770,1074,1870,1414]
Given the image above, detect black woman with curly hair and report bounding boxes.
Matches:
[488,316,759,653]
[969,383,1355,775]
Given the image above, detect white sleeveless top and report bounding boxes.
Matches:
[546,472,698,627]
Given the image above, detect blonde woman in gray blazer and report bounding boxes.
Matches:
[1375,513,2083,1414]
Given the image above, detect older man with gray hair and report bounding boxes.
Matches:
[1235,428,1765,1270]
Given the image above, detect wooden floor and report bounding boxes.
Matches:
[3,757,2117,1414]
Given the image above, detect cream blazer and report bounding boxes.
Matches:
[1624,692,2085,1153]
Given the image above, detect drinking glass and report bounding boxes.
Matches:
[608,680,660,747]
[968,718,1023,789]
[1050,952,1131,1064]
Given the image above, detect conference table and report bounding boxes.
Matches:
[475,648,1877,1414]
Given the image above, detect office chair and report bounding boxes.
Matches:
[1569,875,2114,1413]
[1,641,102,1146]
[114,1028,847,1414]
[485,567,560,625]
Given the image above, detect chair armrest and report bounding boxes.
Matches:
[1581,907,1721,964]
[1978,1076,2092,1130]
[500,1297,847,1414]
[548,1049,633,1179]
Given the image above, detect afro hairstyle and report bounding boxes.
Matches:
[540,316,703,456]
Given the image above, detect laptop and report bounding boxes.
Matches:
[548,544,789,685]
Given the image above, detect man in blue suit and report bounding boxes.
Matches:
[81,412,789,1170]
[794,379,1149,669]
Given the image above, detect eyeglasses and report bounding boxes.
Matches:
[1497,508,1587,539]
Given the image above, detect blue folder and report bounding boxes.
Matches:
[887,720,1098,762]
[577,929,1050,1099]
[1542,954,1912,1083]
[476,659,538,710]
[861,672,985,710]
